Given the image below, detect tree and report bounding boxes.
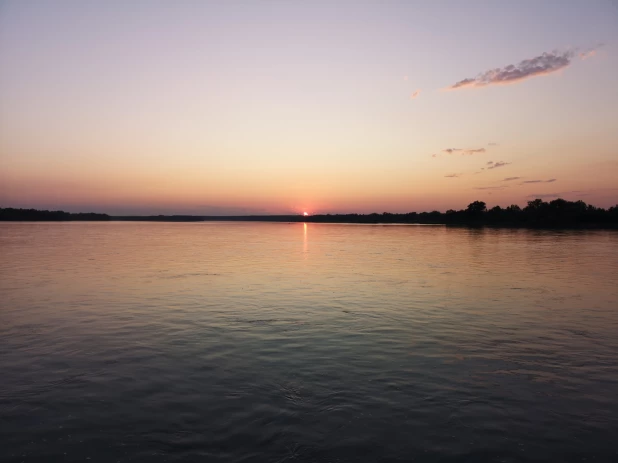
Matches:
[466,201,487,214]
[525,198,546,212]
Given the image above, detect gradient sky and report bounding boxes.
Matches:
[1,1,618,215]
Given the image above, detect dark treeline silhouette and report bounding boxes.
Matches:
[0,208,110,221]
[300,198,618,228]
[443,199,618,227]
[2,199,618,228]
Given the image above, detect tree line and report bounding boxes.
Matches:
[2,198,618,227]
[443,199,618,227]
[302,198,618,227]
[0,208,110,221]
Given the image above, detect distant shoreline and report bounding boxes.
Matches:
[2,217,616,229]
[2,199,618,229]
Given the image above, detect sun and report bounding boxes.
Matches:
[303,212,309,216]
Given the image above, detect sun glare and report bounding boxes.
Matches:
[303,212,309,216]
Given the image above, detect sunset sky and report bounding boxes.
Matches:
[1,1,617,215]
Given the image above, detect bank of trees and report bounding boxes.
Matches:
[2,199,617,227]
[307,198,618,227]
[441,199,618,227]
[0,208,110,221]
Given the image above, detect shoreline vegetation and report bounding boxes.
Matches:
[1,199,618,228]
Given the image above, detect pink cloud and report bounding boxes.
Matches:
[445,48,598,91]
[442,147,485,155]
[462,148,485,155]
[487,161,511,170]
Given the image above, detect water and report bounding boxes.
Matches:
[1,222,617,462]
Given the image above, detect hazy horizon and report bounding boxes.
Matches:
[2,1,618,215]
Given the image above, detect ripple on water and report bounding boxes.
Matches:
[0,223,617,462]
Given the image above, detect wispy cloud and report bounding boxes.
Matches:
[503,177,521,181]
[487,161,511,170]
[521,178,556,184]
[488,142,499,146]
[441,147,485,155]
[410,89,421,99]
[475,186,507,190]
[445,173,462,178]
[446,48,597,90]
[579,48,598,60]
[462,148,485,155]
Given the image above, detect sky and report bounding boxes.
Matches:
[1,0,618,215]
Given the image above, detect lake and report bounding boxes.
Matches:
[1,222,617,462]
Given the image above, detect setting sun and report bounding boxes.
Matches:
[303,212,309,216]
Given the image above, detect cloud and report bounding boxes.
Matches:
[442,147,485,155]
[521,178,557,184]
[435,146,490,158]
[450,78,476,90]
[475,186,507,190]
[462,148,485,155]
[487,161,493,165]
[488,142,499,146]
[487,161,511,169]
[446,48,597,90]
[503,177,521,181]
[580,43,604,60]
[410,89,421,99]
[445,173,462,178]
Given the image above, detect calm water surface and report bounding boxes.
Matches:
[1,222,617,462]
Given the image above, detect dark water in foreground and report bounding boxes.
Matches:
[1,223,617,462]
